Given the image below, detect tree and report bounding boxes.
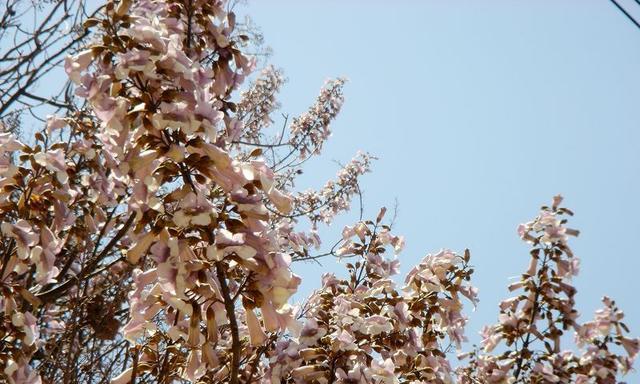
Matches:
[0,0,637,383]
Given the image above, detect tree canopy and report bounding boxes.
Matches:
[0,1,637,383]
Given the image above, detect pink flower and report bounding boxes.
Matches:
[11,311,39,346]
[370,358,398,383]
[480,325,501,353]
[33,148,68,184]
[1,220,38,260]
[64,49,94,83]
[0,132,24,152]
[336,329,357,350]
[532,362,560,382]
[621,337,640,359]
[245,306,267,346]
[46,115,67,133]
[31,226,64,284]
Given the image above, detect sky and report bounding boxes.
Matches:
[240,0,640,372]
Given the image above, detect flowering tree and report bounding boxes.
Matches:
[0,1,637,383]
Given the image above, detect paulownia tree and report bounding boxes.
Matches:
[0,1,637,383]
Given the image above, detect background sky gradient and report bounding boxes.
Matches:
[240,0,640,374]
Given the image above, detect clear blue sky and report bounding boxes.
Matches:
[241,0,640,371]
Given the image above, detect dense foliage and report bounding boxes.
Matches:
[0,1,637,383]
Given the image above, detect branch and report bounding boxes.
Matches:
[215,261,241,384]
[22,91,71,109]
[513,251,548,381]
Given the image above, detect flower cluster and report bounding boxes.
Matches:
[265,208,477,383]
[62,1,308,382]
[458,196,639,384]
[295,151,373,227]
[236,66,286,144]
[0,1,638,383]
[288,78,346,160]
[0,1,373,383]
[2,0,300,382]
